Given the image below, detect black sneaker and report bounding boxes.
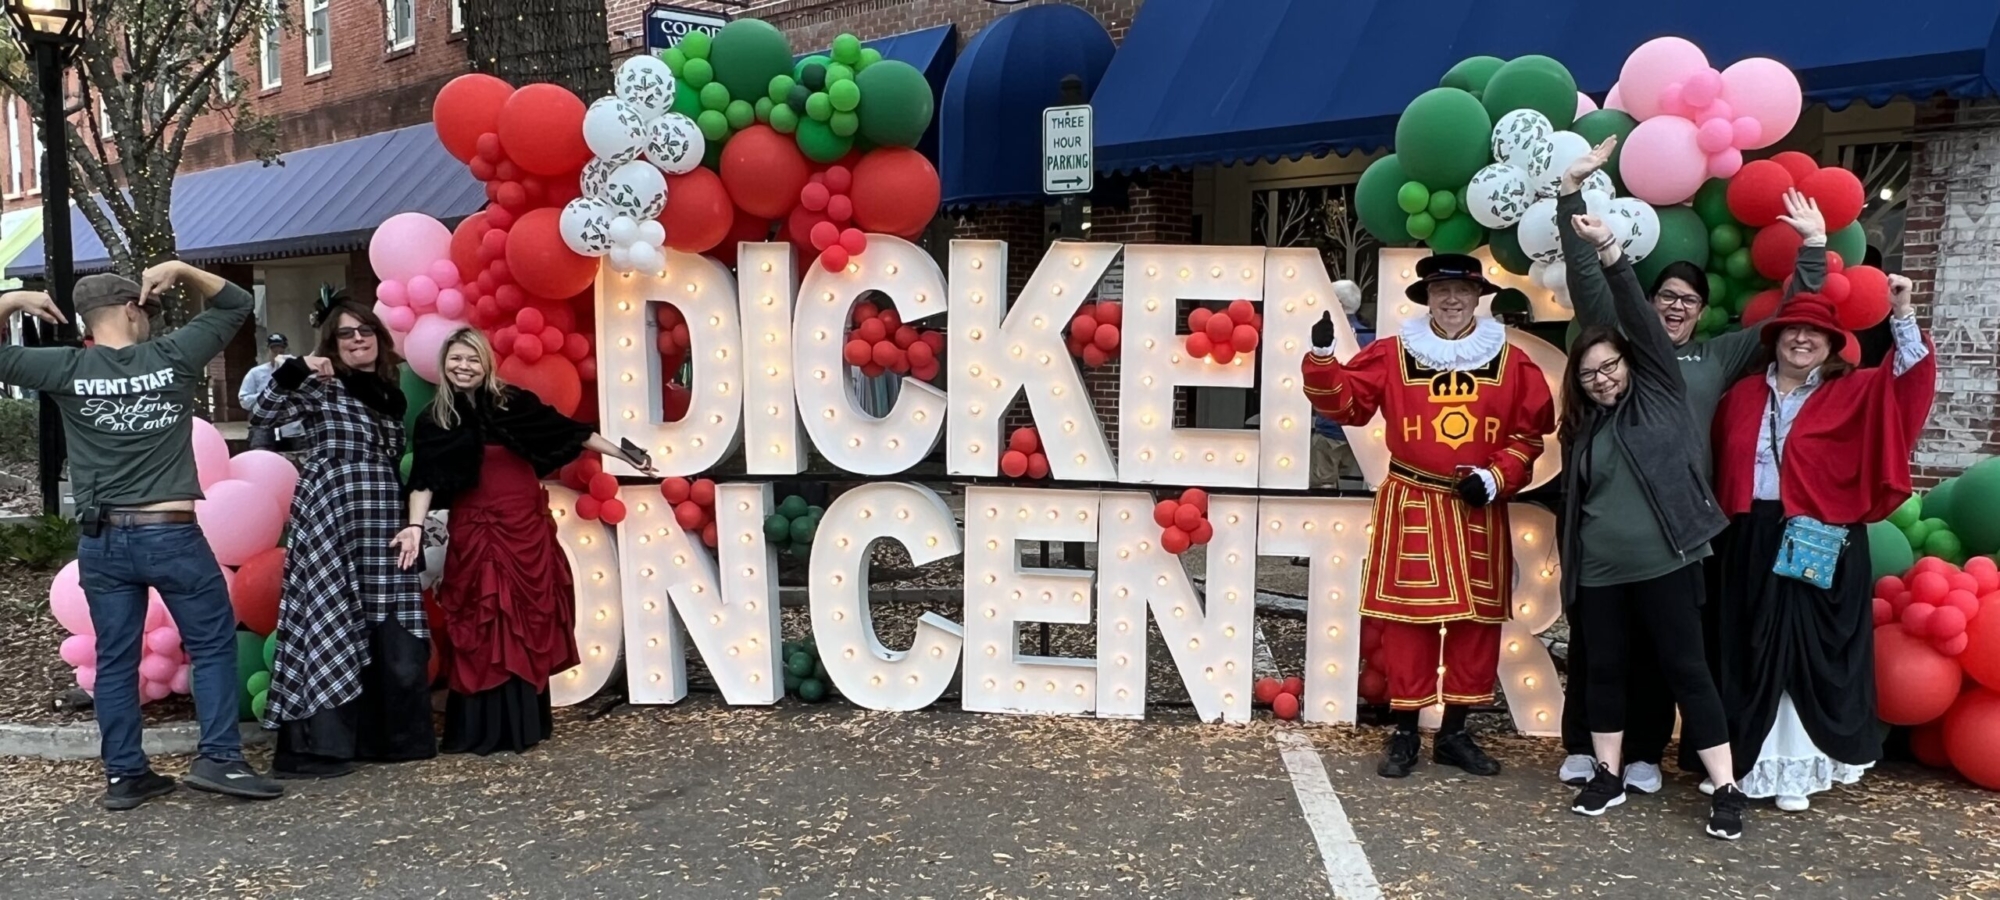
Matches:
[1570,764,1627,816]
[1377,730,1422,778]
[1433,730,1502,776]
[1706,784,1747,840]
[103,771,176,811]
[184,758,284,801]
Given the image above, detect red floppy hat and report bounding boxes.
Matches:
[1758,294,1847,354]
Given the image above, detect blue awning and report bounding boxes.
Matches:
[8,123,485,279]
[798,23,958,163]
[1094,0,2000,173]
[940,4,1115,206]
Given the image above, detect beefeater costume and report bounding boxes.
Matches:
[1301,253,1554,778]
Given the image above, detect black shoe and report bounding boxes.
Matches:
[1706,784,1747,841]
[1570,764,1627,816]
[272,761,355,780]
[184,758,284,801]
[1433,730,1502,776]
[103,771,176,811]
[1376,730,1422,778]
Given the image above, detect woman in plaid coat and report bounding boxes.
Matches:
[253,299,434,778]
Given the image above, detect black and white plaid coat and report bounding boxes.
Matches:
[251,365,426,728]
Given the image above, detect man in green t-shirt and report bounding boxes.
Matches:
[0,262,283,810]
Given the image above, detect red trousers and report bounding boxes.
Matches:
[1374,618,1500,710]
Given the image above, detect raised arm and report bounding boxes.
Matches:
[248,356,334,430]
[1573,214,1687,396]
[143,261,252,374]
[1301,313,1390,426]
[0,291,77,392]
[1708,189,1826,377]
[1557,138,1620,328]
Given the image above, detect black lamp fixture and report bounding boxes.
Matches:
[7,0,85,49]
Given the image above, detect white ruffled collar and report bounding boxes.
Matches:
[1400,315,1507,371]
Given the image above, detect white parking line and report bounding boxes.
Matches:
[1274,728,1384,900]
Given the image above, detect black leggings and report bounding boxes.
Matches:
[1573,562,1729,754]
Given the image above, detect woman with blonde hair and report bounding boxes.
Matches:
[394,328,652,754]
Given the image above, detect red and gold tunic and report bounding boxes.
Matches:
[1301,318,1554,625]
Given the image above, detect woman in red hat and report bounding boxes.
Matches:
[1708,276,1935,812]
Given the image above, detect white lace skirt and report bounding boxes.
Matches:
[1737,693,1872,799]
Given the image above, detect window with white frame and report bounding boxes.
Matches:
[28,113,40,193]
[385,0,415,51]
[6,102,20,197]
[450,0,463,33]
[306,0,331,74]
[259,0,282,89]
[217,10,238,99]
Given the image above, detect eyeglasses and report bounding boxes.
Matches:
[1653,290,1704,310]
[1577,355,1624,384]
[335,325,376,340]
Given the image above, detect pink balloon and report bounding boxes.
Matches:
[377,279,409,308]
[191,418,232,491]
[1731,117,1764,149]
[1682,68,1723,108]
[1720,57,1802,150]
[195,479,287,566]
[369,212,453,283]
[1696,118,1735,153]
[1604,83,1626,112]
[1575,92,1598,118]
[1707,148,1744,179]
[169,664,191,696]
[59,633,96,667]
[48,560,91,635]
[144,626,182,657]
[145,593,169,630]
[406,275,441,312]
[404,314,470,383]
[138,652,176,684]
[1658,82,1689,118]
[380,303,418,334]
[435,288,467,319]
[1694,99,1734,124]
[1621,116,1710,205]
[1619,37,1711,121]
[427,258,462,290]
[75,666,96,695]
[228,449,300,515]
[140,679,170,703]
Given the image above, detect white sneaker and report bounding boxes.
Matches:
[1623,761,1663,795]
[1559,754,1596,786]
[1777,794,1810,812]
[1698,778,1716,796]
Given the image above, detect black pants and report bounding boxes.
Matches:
[1562,617,1677,763]
[1570,563,1729,755]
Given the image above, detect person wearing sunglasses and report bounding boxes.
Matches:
[252,297,435,778]
[1552,140,1827,794]
[1555,210,1745,839]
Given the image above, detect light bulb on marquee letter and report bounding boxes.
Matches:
[1500,502,1563,736]
[549,485,623,707]
[808,482,965,711]
[794,236,948,475]
[738,243,805,476]
[597,251,744,476]
[1118,245,1265,487]
[945,240,1117,481]
[1259,249,1363,490]
[1256,496,1371,724]
[1097,492,1256,723]
[962,486,1099,717]
[612,483,783,705]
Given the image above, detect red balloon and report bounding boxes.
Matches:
[821,245,850,272]
[1911,718,1951,767]
[1188,307,1212,333]
[1359,667,1389,704]
[1904,601,1938,635]
[838,228,868,256]
[1273,693,1300,720]
[1161,527,1192,555]
[720,125,812,220]
[486,203,517,232]
[1739,289,1782,325]
[506,208,599,299]
[675,501,706,530]
[1876,575,1907,600]
[1000,449,1029,478]
[1949,571,1979,595]
[843,339,872,366]
[920,331,944,354]
[826,194,854,224]
[598,498,627,526]
[563,332,592,362]
[1820,271,1852,306]
[870,340,899,369]
[1204,311,1235,344]
[879,308,901,330]
[1179,488,1209,513]
[1282,676,1304,696]
[1769,151,1821,186]
[1824,251,1845,274]
[1025,452,1049,479]
[1212,343,1238,364]
[892,325,918,349]
[1932,605,1970,639]
[661,477,691,503]
[539,326,564,354]
[1839,265,1890,331]
[1873,596,1894,627]
[1751,223,1805,281]
[701,522,719,548]
[450,211,492,285]
[1189,519,1214,545]
[498,84,591,177]
[575,495,601,520]
[809,220,840,251]
[512,334,546,363]
[1153,500,1180,529]
[1081,345,1109,368]
[709,212,772,269]
[906,340,935,365]
[475,132,504,164]
[800,182,830,211]
[516,307,546,334]
[691,478,717,507]
[498,353,583,416]
[1226,299,1255,322]
[230,547,286,636]
[824,165,853,193]
[1186,332,1214,359]
[1093,323,1121,353]
[588,472,618,502]
[1008,427,1041,455]
[1231,323,1260,354]
[1173,503,1203,533]
[1254,677,1282,705]
[1727,159,1795,228]
[1096,301,1122,327]
[1913,571,1951,604]
[434,74,515,163]
[1875,623,1965,725]
[1943,688,2000,789]
[850,147,941,237]
[1963,600,2000,691]
[1069,313,1097,338]
[576,358,597,383]
[661,168,735,253]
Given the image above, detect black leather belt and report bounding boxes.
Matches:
[1388,461,1460,490]
[104,510,197,527]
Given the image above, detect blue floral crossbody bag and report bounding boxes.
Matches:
[1766,391,1847,589]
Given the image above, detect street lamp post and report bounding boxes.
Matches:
[7,0,83,516]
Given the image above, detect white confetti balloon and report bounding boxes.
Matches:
[1536,131,1594,199]
[615,55,676,121]
[607,215,641,246]
[607,244,635,274]
[1582,170,1616,198]
[1466,163,1532,229]
[628,241,665,275]
[558,197,616,257]
[582,97,649,165]
[581,156,619,199]
[647,113,705,176]
[1531,261,1573,308]
[1491,110,1554,175]
[637,219,666,246]
[602,160,669,220]
[1608,197,1662,261]
[1516,196,1564,265]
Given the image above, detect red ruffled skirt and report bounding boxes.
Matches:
[435,446,579,697]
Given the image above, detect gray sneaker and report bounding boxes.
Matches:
[185,758,283,801]
[1623,761,1663,794]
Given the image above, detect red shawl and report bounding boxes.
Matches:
[1712,344,1937,525]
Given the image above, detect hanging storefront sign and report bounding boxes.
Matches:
[644,3,729,52]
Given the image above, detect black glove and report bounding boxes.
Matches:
[1456,471,1492,508]
[1310,311,1335,352]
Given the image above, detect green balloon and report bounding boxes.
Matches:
[1705,270,1730,305]
[678,31,711,60]
[770,105,800,134]
[251,690,268,722]
[828,79,861,113]
[1563,318,1582,350]
[1698,306,1729,333]
[827,111,859,137]
[1904,518,1936,550]
[672,78,702,118]
[778,495,809,518]
[1633,206,1711,287]
[683,57,714,89]
[709,19,796,104]
[725,99,755,130]
[1395,88,1492,189]
[807,505,824,518]
[1867,520,1916,579]
[798,677,827,702]
[398,364,436,439]
[1570,110,1638,188]
[246,670,271,697]
[1488,227,1533,276]
[696,109,730,142]
[1406,212,1437,240]
[794,117,853,164]
[789,515,818,544]
[1922,478,1958,524]
[233,632,265,721]
[1490,287,1530,316]
[1354,155,1415,245]
[805,91,834,122]
[1482,55,1579,130]
[399,452,413,483]
[826,63,855,85]
[786,652,815,678]
[832,33,863,65]
[1426,214,1484,254]
[858,48,883,70]
[1693,178,1735,229]
[794,55,833,84]
[1396,181,1431,215]
[1426,189,1458,221]
[1439,56,1505,98]
[1926,529,1967,565]
[1953,457,2000,554]
[766,75,795,104]
[1723,246,1754,281]
[1709,223,1743,256]
[263,631,278,672]
[661,48,688,76]
[784,670,803,692]
[1888,494,1923,529]
[699,81,731,112]
[753,97,774,123]
[765,514,791,541]
[853,60,932,148]
[1827,221,1867,268]
[702,140,723,170]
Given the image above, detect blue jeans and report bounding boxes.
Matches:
[76,524,245,777]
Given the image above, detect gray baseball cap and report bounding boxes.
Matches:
[72,274,143,317]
